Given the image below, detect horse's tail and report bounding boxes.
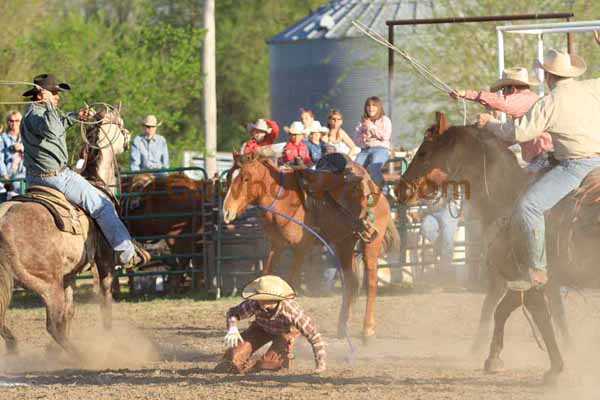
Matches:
[381,216,401,255]
[0,248,16,351]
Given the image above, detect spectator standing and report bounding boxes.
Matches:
[0,111,26,198]
[130,115,169,172]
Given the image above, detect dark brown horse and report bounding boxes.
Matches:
[0,108,129,356]
[120,173,210,290]
[394,112,598,382]
[223,151,400,341]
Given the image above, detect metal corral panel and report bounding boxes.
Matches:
[269,37,389,141]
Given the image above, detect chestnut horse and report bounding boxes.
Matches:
[223,151,399,341]
[394,112,598,382]
[0,107,129,356]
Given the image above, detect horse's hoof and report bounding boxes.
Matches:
[484,357,504,374]
[362,334,375,346]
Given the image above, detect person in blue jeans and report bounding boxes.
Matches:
[420,190,462,280]
[481,49,600,286]
[20,73,148,267]
[354,96,391,187]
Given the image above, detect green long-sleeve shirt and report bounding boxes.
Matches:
[21,102,77,175]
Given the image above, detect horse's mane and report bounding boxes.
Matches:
[79,107,121,182]
[441,124,523,172]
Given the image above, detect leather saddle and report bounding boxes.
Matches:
[11,185,86,235]
[294,154,380,241]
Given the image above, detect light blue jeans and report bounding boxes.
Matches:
[27,168,135,261]
[513,156,600,272]
[421,205,459,268]
[354,146,389,187]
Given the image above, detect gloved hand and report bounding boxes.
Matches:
[223,326,243,348]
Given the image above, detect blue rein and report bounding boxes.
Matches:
[256,169,356,362]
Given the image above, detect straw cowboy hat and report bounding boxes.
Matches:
[307,120,329,134]
[22,73,71,97]
[284,121,307,135]
[141,115,162,127]
[533,48,587,78]
[490,67,539,92]
[241,275,296,301]
[247,118,272,134]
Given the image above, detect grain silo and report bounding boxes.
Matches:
[268,0,430,146]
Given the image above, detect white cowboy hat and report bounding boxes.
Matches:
[307,120,329,134]
[284,121,308,135]
[490,67,539,92]
[141,114,162,127]
[241,275,296,301]
[533,48,587,78]
[247,118,272,134]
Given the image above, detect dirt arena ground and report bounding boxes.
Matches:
[1,288,600,400]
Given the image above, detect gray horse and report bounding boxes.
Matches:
[0,107,129,357]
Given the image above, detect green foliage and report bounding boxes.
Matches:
[392,0,600,146]
[214,0,327,150]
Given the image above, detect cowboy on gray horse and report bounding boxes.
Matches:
[479,49,600,286]
[21,73,149,266]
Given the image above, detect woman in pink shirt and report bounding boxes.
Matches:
[452,67,553,172]
[354,96,392,187]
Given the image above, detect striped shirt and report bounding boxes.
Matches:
[226,299,326,364]
[464,89,553,162]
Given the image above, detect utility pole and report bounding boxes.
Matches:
[203,0,217,178]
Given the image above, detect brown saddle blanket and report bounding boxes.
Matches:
[11,185,86,235]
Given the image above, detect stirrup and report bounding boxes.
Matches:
[357,219,379,243]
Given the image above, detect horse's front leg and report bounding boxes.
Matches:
[484,290,520,373]
[336,242,359,339]
[545,279,571,347]
[288,247,307,290]
[472,266,506,354]
[95,259,114,331]
[362,239,381,344]
[63,275,76,338]
[263,242,283,276]
[524,288,564,384]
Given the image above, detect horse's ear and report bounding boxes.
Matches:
[594,30,600,47]
[434,112,451,135]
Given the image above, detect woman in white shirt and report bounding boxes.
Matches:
[326,109,358,159]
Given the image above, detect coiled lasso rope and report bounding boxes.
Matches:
[351,20,468,125]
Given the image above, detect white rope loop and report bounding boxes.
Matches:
[352,20,468,125]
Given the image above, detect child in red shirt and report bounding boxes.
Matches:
[280,121,312,165]
[241,118,279,154]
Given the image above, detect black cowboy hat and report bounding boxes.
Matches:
[22,74,71,97]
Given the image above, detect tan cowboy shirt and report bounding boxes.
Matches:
[487,78,600,160]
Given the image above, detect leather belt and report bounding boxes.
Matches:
[27,165,67,178]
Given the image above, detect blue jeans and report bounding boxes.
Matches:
[27,168,135,259]
[421,205,459,268]
[526,152,550,174]
[513,157,600,272]
[354,146,389,187]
